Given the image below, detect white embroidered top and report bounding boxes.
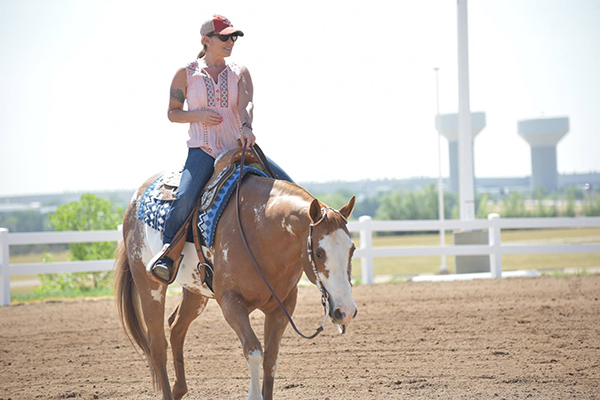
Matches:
[185,59,243,158]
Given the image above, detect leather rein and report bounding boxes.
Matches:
[235,143,330,340]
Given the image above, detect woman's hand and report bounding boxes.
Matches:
[241,127,256,147]
[197,109,223,126]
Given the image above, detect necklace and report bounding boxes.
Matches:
[205,61,225,68]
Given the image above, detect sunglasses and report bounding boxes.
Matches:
[207,33,240,42]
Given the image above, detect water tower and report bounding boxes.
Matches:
[518,117,569,192]
[436,112,486,193]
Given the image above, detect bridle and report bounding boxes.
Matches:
[235,144,333,339]
[306,207,332,312]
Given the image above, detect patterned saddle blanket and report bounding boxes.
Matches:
[137,165,267,247]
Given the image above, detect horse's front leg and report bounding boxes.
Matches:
[220,290,263,400]
[262,287,297,400]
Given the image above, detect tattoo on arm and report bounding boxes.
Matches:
[170,88,185,104]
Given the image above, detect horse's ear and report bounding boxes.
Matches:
[309,199,322,224]
[338,196,356,220]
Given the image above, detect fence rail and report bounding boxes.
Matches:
[348,214,600,285]
[0,228,121,306]
[2,215,600,305]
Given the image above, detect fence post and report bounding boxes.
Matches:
[487,213,502,278]
[0,228,10,306]
[359,216,374,284]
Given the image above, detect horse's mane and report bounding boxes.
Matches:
[266,178,349,229]
[275,180,317,202]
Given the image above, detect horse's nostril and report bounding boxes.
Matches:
[353,308,358,319]
[333,308,345,321]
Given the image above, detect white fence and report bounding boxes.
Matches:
[0,228,121,306]
[349,215,600,284]
[2,215,600,305]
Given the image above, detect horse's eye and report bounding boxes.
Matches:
[316,249,325,259]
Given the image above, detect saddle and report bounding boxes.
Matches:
[146,144,275,287]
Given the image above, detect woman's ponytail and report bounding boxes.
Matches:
[197,44,207,59]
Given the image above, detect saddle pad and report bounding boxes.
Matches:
[137,166,267,246]
[137,177,171,232]
[197,165,266,247]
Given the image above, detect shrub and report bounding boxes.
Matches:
[35,194,123,296]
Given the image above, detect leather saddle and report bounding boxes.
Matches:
[154,145,268,207]
[147,144,275,287]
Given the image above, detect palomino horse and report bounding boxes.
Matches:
[115,170,357,400]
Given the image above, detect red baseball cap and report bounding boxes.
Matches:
[200,14,244,36]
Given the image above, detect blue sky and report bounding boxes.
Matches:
[1,0,599,196]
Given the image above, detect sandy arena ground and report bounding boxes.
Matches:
[1,275,599,399]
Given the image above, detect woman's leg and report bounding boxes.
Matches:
[266,157,294,183]
[162,148,215,245]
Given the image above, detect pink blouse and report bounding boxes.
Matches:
[185,59,243,158]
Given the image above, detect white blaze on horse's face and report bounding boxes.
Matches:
[317,228,357,327]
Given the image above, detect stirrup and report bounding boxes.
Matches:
[147,244,183,286]
[152,258,173,282]
[197,262,214,293]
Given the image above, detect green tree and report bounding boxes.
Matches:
[316,189,356,211]
[0,210,54,254]
[583,187,600,216]
[548,193,560,217]
[532,188,550,218]
[501,191,529,218]
[36,194,124,295]
[352,195,381,219]
[0,210,49,232]
[444,192,459,219]
[476,193,490,219]
[565,186,584,200]
[376,184,441,221]
[563,186,577,217]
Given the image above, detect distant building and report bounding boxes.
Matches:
[518,117,569,192]
[436,112,487,194]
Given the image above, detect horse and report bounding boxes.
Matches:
[114,166,358,400]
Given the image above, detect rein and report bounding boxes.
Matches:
[235,144,329,340]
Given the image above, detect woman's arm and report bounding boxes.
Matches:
[237,66,256,146]
[167,68,222,125]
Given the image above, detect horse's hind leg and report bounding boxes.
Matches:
[262,287,297,400]
[169,289,209,400]
[220,291,263,400]
[131,265,173,400]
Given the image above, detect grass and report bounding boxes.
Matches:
[11,287,113,304]
[9,250,70,286]
[5,227,600,302]
[542,267,590,277]
[10,250,70,265]
[8,250,107,302]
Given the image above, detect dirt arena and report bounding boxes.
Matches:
[1,275,599,400]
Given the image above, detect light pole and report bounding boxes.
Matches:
[434,67,448,273]
[457,0,475,221]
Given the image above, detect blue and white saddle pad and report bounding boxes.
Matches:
[137,165,267,247]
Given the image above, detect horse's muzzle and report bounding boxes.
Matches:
[332,305,358,326]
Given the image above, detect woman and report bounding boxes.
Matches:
[151,14,292,283]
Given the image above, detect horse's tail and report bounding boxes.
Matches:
[114,241,160,390]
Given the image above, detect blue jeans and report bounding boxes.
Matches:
[162,147,293,245]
